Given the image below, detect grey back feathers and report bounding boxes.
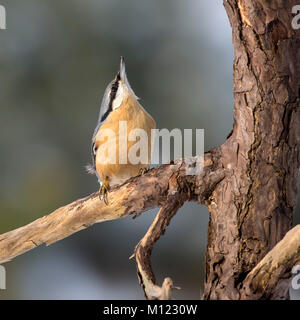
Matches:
[92,76,119,140]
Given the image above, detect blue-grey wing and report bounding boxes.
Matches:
[92,81,113,140]
[89,81,114,174]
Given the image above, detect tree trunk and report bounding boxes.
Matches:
[204,0,300,299]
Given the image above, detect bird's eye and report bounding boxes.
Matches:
[111,85,118,93]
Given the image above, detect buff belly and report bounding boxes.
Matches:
[94,96,156,187]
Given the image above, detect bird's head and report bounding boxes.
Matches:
[113,56,138,108]
[92,56,138,142]
[98,57,138,122]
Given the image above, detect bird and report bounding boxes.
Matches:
[88,57,156,204]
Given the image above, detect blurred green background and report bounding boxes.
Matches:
[0,0,299,299]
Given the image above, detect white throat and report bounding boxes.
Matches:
[112,84,124,110]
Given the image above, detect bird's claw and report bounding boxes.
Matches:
[139,167,149,176]
[99,180,110,205]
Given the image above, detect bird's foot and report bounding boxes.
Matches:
[99,179,110,205]
[139,167,149,176]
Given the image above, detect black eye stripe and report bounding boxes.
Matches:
[109,73,120,102]
[100,72,121,123]
[111,86,118,92]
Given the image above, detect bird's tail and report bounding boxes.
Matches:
[85,164,96,175]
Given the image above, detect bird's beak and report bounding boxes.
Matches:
[118,56,138,99]
[119,56,126,81]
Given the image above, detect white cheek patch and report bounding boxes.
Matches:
[112,85,124,110]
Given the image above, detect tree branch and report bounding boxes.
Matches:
[0,151,225,299]
[242,225,300,299]
[131,198,183,300]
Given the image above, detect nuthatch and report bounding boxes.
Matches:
[88,57,156,203]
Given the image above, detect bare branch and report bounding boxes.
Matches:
[242,225,300,299]
[0,152,225,267]
[131,199,183,300]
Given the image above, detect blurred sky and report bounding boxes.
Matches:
[0,0,299,300]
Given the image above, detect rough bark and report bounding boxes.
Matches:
[204,0,300,299]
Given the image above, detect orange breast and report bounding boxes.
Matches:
[94,95,156,186]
